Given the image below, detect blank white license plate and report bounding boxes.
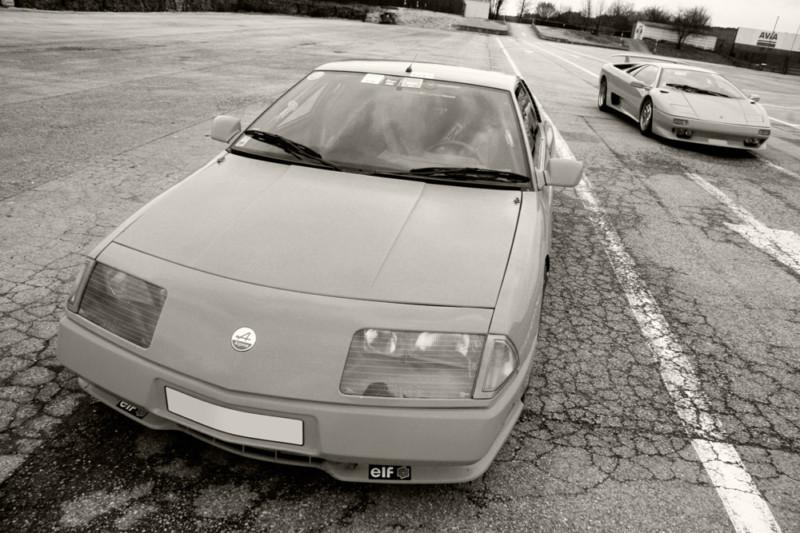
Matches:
[165,387,303,445]
[707,138,728,146]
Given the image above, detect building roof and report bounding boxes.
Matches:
[316,61,518,91]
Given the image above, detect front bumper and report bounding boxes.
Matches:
[653,108,769,150]
[58,316,529,484]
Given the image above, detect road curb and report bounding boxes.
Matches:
[454,23,508,35]
[531,23,627,50]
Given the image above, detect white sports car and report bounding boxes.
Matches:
[58,61,583,483]
[598,54,771,149]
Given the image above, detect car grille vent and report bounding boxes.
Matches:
[181,427,322,466]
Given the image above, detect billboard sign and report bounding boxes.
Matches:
[736,28,800,51]
[756,31,778,48]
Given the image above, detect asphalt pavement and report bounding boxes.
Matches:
[0,11,798,533]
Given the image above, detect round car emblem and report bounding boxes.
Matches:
[231,327,256,352]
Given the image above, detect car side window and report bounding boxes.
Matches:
[515,84,539,156]
[633,66,658,87]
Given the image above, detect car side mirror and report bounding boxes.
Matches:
[630,80,647,89]
[749,94,760,102]
[211,115,242,143]
[545,158,583,187]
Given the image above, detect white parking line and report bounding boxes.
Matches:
[686,173,800,275]
[562,48,606,62]
[520,40,600,79]
[759,158,800,180]
[496,35,782,533]
[769,116,800,130]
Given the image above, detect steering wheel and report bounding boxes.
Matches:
[428,140,481,161]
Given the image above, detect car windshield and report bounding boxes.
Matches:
[658,69,744,98]
[235,70,529,180]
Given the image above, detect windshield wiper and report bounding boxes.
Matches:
[406,167,529,184]
[240,129,339,170]
[665,84,729,97]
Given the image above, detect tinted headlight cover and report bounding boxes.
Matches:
[77,263,167,348]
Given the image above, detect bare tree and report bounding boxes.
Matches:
[519,0,530,19]
[581,0,593,18]
[639,5,672,24]
[606,0,634,18]
[534,1,558,19]
[489,0,505,20]
[673,6,711,49]
[592,0,606,33]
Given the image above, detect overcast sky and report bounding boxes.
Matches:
[513,0,800,33]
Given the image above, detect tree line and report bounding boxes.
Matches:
[524,1,711,49]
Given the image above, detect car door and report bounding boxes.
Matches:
[622,65,659,117]
[515,82,552,252]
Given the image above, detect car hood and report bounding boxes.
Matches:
[660,91,766,124]
[115,154,521,308]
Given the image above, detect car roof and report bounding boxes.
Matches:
[316,60,519,91]
[612,53,687,65]
[658,64,715,73]
[626,62,715,73]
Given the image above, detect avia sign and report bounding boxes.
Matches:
[756,31,778,48]
[735,28,800,51]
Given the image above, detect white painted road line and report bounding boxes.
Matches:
[496,35,782,533]
[686,173,800,275]
[769,116,800,130]
[759,158,800,180]
[694,440,784,533]
[578,164,783,533]
[524,42,600,79]
[562,48,606,63]
[496,37,522,77]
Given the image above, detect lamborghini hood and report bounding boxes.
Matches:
[661,91,767,124]
[114,154,521,308]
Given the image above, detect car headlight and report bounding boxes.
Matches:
[76,263,167,348]
[339,329,518,399]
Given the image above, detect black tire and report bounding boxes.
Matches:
[639,98,653,135]
[598,78,609,111]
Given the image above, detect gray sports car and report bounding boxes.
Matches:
[598,54,771,149]
[57,61,583,483]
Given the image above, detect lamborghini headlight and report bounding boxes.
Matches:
[340,329,518,399]
[77,263,167,348]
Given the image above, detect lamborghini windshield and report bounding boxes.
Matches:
[659,68,744,99]
[235,70,528,178]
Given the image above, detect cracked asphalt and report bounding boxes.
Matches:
[1,11,799,532]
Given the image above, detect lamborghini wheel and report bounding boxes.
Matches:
[598,78,609,111]
[639,98,653,135]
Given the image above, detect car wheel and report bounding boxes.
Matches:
[639,98,653,135]
[598,78,609,111]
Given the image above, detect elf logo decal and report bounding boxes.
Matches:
[368,465,411,480]
[231,327,256,352]
[117,400,147,419]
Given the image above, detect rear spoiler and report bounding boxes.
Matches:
[610,53,687,65]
